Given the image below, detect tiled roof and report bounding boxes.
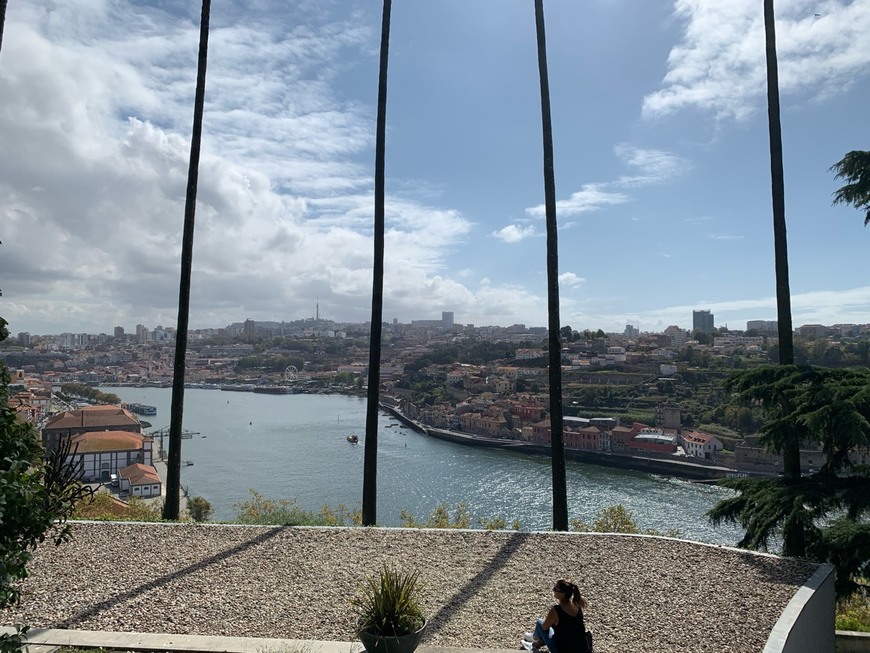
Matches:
[44,405,139,430]
[70,430,146,452]
[683,430,715,443]
[119,463,161,486]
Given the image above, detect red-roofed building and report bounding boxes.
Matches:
[609,425,635,451]
[66,430,153,483]
[680,430,724,460]
[118,463,162,498]
[530,419,550,444]
[42,404,141,451]
[7,390,50,425]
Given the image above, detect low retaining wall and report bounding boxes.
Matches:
[835,630,870,652]
[764,563,837,653]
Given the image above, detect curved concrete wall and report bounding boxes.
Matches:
[764,563,836,653]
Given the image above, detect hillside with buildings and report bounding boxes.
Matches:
[5,312,870,481]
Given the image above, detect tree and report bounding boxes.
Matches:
[830,150,870,226]
[533,0,567,531]
[0,320,91,651]
[362,0,392,526]
[187,496,213,522]
[763,0,802,556]
[710,365,870,596]
[693,330,712,345]
[164,0,211,520]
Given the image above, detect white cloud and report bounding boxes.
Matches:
[559,272,586,289]
[0,2,488,334]
[526,183,630,218]
[493,224,538,243]
[707,233,744,240]
[525,145,688,219]
[644,0,870,120]
[579,286,870,334]
[614,144,692,185]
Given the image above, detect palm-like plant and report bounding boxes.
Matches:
[353,565,425,637]
[533,0,568,531]
[762,0,802,556]
[830,150,870,226]
[0,0,8,55]
[164,0,211,520]
[362,0,392,527]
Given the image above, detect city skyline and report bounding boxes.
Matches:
[1,1,869,336]
[13,310,865,340]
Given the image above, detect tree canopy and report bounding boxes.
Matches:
[1,321,92,651]
[709,365,870,596]
[831,150,870,226]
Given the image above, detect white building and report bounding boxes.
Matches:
[515,348,546,360]
[680,430,724,460]
[664,325,688,347]
[66,430,153,483]
[713,335,764,350]
[118,463,162,498]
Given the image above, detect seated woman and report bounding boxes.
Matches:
[531,579,590,653]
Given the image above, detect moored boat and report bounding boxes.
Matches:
[253,386,293,394]
[346,434,359,444]
[122,402,158,416]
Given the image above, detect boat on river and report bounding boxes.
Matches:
[253,385,294,394]
[346,434,359,444]
[122,402,157,416]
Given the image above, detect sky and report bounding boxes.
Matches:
[1,0,869,337]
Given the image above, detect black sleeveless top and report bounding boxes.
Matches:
[552,603,588,653]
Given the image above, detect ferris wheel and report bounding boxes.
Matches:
[283,365,299,382]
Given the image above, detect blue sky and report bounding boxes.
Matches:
[1,0,869,336]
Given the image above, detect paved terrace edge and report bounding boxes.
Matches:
[1,627,518,653]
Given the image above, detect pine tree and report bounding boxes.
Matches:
[710,365,870,597]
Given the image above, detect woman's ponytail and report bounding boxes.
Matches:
[556,579,588,609]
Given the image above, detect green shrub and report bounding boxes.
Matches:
[571,504,681,538]
[400,503,470,529]
[187,496,213,522]
[73,492,163,521]
[837,593,870,632]
[1,318,91,652]
[400,503,520,530]
[233,489,325,525]
[319,503,362,526]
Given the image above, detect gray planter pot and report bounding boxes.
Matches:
[357,619,427,653]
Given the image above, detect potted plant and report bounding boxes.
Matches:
[352,564,427,653]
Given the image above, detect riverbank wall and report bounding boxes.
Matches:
[379,402,748,481]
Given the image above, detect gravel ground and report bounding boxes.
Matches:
[1,522,821,653]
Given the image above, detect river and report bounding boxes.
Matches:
[101,386,742,545]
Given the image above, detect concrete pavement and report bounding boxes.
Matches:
[150,455,189,516]
[3,626,519,653]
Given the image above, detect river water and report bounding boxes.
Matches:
[102,387,742,545]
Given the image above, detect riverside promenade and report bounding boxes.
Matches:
[379,403,745,481]
[150,454,189,516]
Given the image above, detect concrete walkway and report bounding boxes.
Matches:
[150,455,188,516]
[2,626,517,653]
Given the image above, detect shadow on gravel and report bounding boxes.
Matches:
[426,531,531,639]
[55,526,288,628]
